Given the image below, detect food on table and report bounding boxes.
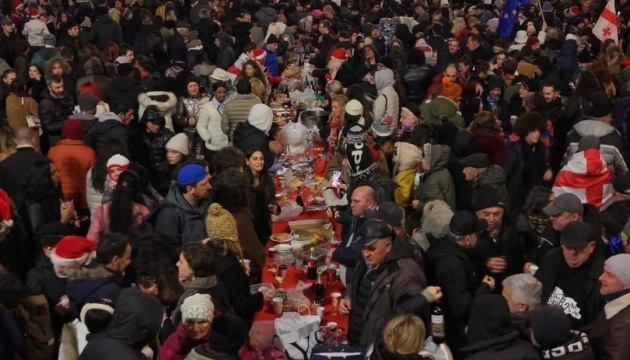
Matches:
[270,233,294,243]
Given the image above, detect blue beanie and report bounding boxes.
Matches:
[177,164,207,186]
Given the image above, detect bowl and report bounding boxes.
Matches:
[274,244,293,254]
[271,233,294,243]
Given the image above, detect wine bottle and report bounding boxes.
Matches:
[431,300,445,344]
[296,186,304,207]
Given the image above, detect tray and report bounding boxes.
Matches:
[289,219,334,239]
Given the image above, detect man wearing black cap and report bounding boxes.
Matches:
[460,153,508,204]
[601,175,630,240]
[342,218,437,351]
[426,210,495,355]
[263,34,280,76]
[535,221,604,329]
[169,21,191,63]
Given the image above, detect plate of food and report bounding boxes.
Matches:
[270,233,294,243]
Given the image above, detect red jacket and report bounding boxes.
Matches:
[473,128,507,166]
[48,140,96,209]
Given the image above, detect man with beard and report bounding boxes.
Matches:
[39,75,75,148]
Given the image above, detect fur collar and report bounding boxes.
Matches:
[137,91,178,114]
[63,263,114,281]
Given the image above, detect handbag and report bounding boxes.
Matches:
[274,310,322,360]
[26,115,43,135]
[309,345,363,360]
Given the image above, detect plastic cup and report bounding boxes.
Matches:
[317,306,325,318]
[272,297,284,316]
[530,265,539,275]
[240,259,251,271]
[331,292,341,316]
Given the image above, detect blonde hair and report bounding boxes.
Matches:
[451,19,466,36]
[326,80,344,96]
[0,127,16,162]
[329,94,348,124]
[383,315,426,356]
[250,78,267,102]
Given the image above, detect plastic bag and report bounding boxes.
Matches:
[272,200,303,222]
[282,122,308,155]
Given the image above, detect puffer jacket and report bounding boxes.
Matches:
[196,102,229,151]
[413,144,456,210]
[48,140,96,209]
[65,263,127,319]
[22,18,49,46]
[175,93,211,136]
[372,69,400,132]
[138,91,178,132]
[565,119,628,175]
[392,141,423,207]
[142,127,174,170]
[87,112,129,153]
[420,97,465,127]
[80,288,163,360]
[399,64,433,103]
[220,94,261,140]
[39,91,75,146]
[232,122,273,170]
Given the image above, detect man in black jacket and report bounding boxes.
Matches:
[535,221,604,329]
[426,211,494,356]
[601,175,630,240]
[0,18,19,69]
[399,49,433,104]
[39,75,74,147]
[169,21,190,64]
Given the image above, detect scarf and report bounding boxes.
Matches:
[171,276,218,323]
[486,95,499,107]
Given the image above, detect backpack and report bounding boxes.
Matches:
[143,202,185,239]
[12,294,55,360]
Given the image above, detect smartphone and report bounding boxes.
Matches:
[331,171,341,188]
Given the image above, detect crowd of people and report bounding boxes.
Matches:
[0,0,630,359]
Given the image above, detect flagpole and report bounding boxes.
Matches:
[536,0,548,28]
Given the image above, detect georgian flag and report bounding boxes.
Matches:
[552,149,614,210]
[593,0,618,44]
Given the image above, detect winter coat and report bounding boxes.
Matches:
[565,120,627,175]
[176,93,211,135]
[150,183,209,257]
[220,94,261,140]
[39,91,75,146]
[48,140,96,209]
[601,199,630,240]
[87,113,129,153]
[392,141,423,207]
[588,292,630,360]
[504,139,548,215]
[22,19,49,46]
[88,14,123,50]
[158,322,209,360]
[461,332,541,360]
[475,165,509,203]
[413,144,456,211]
[232,122,273,170]
[5,93,38,130]
[85,167,105,218]
[87,202,149,243]
[347,165,397,205]
[196,102,229,151]
[138,91,178,132]
[80,288,163,360]
[399,64,433,103]
[536,248,604,329]
[141,127,174,170]
[209,244,264,326]
[447,131,475,211]
[420,97,465,128]
[169,32,187,64]
[255,7,277,29]
[0,147,47,209]
[231,208,265,275]
[556,41,578,92]
[31,47,60,69]
[65,263,127,319]
[104,77,142,112]
[372,70,400,132]
[215,32,235,70]
[348,238,429,351]
[426,237,492,351]
[26,253,67,307]
[472,128,507,166]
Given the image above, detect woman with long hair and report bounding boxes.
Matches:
[86,139,129,217]
[27,64,46,102]
[45,58,75,95]
[154,133,190,197]
[0,127,16,162]
[469,111,507,166]
[327,94,348,154]
[205,203,272,326]
[75,81,110,116]
[101,42,120,78]
[243,148,279,247]
[22,159,75,238]
[236,60,268,93]
[87,171,150,243]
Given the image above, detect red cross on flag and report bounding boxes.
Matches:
[593,0,618,43]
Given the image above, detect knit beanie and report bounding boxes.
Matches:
[248,104,273,134]
[346,125,367,145]
[517,62,536,78]
[345,100,363,117]
[62,119,84,140]
[440,77,462,101]
[181,294,215,322]
[50,236,97,268]
[527,307,572,349]
[165,133,190,156]
[107,154,130,173]
[472,184,505,211]
[177,164,208,186]
[209,314,248,354]
[205,203,238,242]
[605,254,630,288]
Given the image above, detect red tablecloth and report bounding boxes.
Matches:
[252,211,349,332]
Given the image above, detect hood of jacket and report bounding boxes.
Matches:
[375,68,395,92]
[393,141,422,174]
[559,40,578,57]
[232,121,265,144]
[164,183,203,215]
[107,288,163,348]
[138,91,178,114]
[249,27,264,45]
[423,143,450,176]
[68,113,97,122]
[478,165,506,187]
[97,13,114,25]
[572,119,616,138]
[426,236,473,269]
[451,130,474,156]
[97,112,123,123]
[215,31,232,50]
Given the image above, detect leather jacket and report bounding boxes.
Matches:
[399,65,433,104]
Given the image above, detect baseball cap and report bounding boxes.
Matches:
[449,211,487,236]
[363,202,404,227]
[543,193,583,216]
[460,153,490,168]
[560,221,596,248]
[357,219,395,246]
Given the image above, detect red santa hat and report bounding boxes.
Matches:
[569,6,579,16]
[50,236,97,267]
[253,48,266,60]
[29,7,40,17]
[106,154,129,172]
[331,48,347,62]
[0,189,13,228]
